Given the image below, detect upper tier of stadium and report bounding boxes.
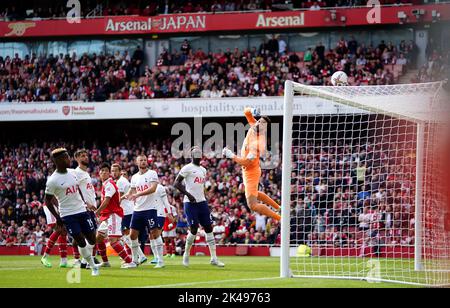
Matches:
[0,1,438,20]
[0,37,447,103]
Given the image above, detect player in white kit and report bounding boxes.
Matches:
[174,146,224,268]
[73,149,104,267]
[44,148,100,276]
[125,154,165,268]
[149,184,174,264]
[111,164,147,265]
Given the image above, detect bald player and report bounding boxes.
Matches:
[222,107,281,221]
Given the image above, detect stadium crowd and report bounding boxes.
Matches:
[1,36,447,103]
[0,132,418,254]
[0,1,427,21]
[0,139,282,253]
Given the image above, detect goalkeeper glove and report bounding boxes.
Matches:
[250,108,261,118]
[222,147,235,159]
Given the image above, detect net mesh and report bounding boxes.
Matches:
[285,81,450,286]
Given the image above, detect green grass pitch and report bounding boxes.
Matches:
[0,256,419,288]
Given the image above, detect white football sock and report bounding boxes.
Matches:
[150,239,163,264]
[124,236,145,259]
[206,232,217,261]
[79,242,95,268]
[184,232,196,256]
[138,245,146,259]
[150,240,156,259]
[123,235,131,248]
[156,236,164,263]
[130,237,140,264]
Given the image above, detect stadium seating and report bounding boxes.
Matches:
[0,1,428,21]
[2,37,446,103]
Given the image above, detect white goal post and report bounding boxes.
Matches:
[280,80,450,286]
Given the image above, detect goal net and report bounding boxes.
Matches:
[280,80,450,286]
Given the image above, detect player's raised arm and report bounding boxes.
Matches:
[174,174,196,203]
[244,107,259,126]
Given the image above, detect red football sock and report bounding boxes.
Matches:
[57,235,67,258]
[43,231,60,255]
[124,243,132,256]
[97,241,108,263]
[92,244,98,257]
[171,239,176,255]
[165,240,171,255]
[111,241,132,264]
[72,244,80,259]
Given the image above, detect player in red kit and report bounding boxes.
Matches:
[163,204,178,258]
[96,163,136,268]
[40,198,71,268]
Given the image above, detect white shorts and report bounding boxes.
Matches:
[162,229,177,238]
[43,206,57,226]
[97,214,122,238]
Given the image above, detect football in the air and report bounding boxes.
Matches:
[331,71,349,86]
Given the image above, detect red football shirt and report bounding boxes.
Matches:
[100,178,124,221]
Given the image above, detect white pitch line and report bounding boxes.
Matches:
[138,277,282,288]
[0,267,40,271]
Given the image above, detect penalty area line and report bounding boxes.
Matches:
[0,267,42,271]
[138,277,282,288]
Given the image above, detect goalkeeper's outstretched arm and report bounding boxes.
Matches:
[222,147,257,168]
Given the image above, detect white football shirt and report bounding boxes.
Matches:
[130,169,159,212]
[155,184,171,217]
[178,163,207,203]
[116,176,134,216]
[73,167,97,208]
[45,169,87,218]
[43,205,57,225]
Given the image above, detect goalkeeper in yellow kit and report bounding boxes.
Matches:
[223,107,281,221]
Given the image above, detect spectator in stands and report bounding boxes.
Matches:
[211,1,223,12]
[132,45,145,73]
[279,38,287,56]
[229,232,241,245]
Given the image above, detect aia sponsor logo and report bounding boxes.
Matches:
[136,185,149,192]
[62,106,71,116]
[194,177,205,184]
[65,186,78,195]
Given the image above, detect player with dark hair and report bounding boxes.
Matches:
[44,148,100,276]
[96,163,136,268]
[73,149,104,267]
[174,146,224,268]
[223,107,281,221]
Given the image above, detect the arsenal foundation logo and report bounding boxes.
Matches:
[62,106,71,116]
